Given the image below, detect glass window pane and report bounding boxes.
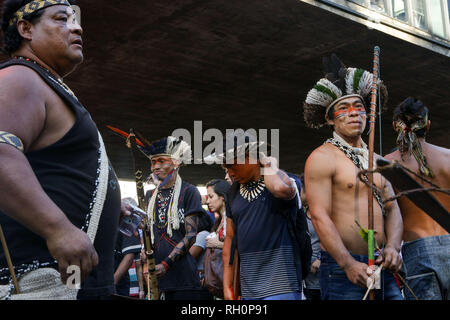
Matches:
[370,0,387,13]
[427,0,445,38]
[349,0,367,7]
[411,0,427,30]
[392,0,407,21]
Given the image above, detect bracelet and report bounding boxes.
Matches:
[161,261,170,271]
[162,257,174,270]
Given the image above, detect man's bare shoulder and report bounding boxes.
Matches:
[427,142,450,156]
[0,65,44,94]
[427,143,450,176]
[307,143,337,160]
[0,65,47,148]
[305,143,336,174]
[384,149,401,162]
[0,65,46,118]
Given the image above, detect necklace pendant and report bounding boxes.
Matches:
[240,178,265,202]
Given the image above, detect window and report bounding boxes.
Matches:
[392,0,407,21]
[427,0,446,38]
[325,0,450,41]
[448,0,450,20]
[411,0,427,30]
[349,0,367,6]
[370,0,387,13]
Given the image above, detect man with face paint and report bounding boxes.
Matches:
[144,136,207,300]
[302,54,404,300]
[0,1,122,299]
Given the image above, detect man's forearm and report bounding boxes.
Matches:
[114,253,134,284]
[222,218,236,296]
[165,214,199,266]
[222,232,236,299]
[263,168,296,200]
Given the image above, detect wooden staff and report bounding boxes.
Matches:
[367,46,380,300]
[127,129,159,300]
[0,224,20,293]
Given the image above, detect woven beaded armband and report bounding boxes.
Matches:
[0,131,24,152]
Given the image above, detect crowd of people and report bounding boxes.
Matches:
[0,0,448,301]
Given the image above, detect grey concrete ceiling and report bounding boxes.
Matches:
[2,0,449,185]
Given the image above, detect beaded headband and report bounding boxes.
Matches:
[303,54,388,129]
[9,0,71,27]
[325,93,365,117]
[146,136,192,164]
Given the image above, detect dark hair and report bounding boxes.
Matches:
[1,0,76,55]
[393,97,429,138]
[206,179,230,198]
[206,179,230,232]
[197,211,213,233]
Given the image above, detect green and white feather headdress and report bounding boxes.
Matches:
[303,54,388,129]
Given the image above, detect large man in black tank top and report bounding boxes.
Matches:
[0,1,122,299]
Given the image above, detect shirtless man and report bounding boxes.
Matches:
[385,97,450,300]
[302,55,403,300]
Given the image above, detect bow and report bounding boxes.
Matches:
[107,125,159,300]
[365,46,381,300]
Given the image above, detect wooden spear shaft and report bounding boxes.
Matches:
[367,46,380,300]
[0,224,20,293]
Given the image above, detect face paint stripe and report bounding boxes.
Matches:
[333,106,366,119]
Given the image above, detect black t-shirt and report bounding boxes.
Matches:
[145,180,205,291]
[0,59,122,298]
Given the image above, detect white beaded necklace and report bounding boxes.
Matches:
[239,178,265,202]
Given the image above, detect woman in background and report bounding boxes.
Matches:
[204,179,231,299]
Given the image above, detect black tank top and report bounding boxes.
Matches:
[0,58,121,297]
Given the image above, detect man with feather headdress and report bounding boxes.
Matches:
[142,136,208,300]
[303,54,404,300]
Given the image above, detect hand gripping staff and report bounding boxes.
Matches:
[126,129,159,300]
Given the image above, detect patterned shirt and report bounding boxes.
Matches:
[228,187,300,299]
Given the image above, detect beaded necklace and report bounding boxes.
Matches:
[154,187,175,229]
[13,56,78,99]
[239,177,265,202]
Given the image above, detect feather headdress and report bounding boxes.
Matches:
[106,126,192,238]
[106,126,192,165]
[145,136,192,164]
[303,54,388,129]
[393,97,433,177]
